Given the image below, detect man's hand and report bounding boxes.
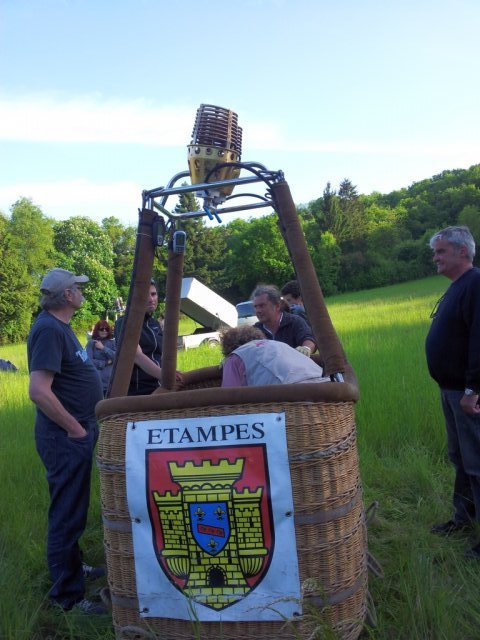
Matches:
[296,345,311,357]
[302,339,316,354]
[460,392,480,415]
[68,425,89,438]
[174,371,185,390]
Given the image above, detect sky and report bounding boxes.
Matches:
[0,0,479,228]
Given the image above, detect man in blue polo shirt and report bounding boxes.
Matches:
[252,284,316,357]
[27,268,107,614]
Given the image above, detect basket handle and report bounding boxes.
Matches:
[108,209,157,398]
[271,181,347,377]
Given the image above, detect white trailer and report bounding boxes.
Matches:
[178,277,237,350]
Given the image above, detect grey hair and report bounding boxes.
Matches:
[40,290,69,310]
[251,284,282,305]
[430,226,476,261]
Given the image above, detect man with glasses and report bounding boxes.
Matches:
[27,268,107,614]
[425,227,480,559]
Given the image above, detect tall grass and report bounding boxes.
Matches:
[326,278,480,639]
[1,276,479,639]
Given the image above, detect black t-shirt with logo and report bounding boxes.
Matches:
[27,310,103,431]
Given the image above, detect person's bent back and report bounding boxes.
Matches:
[221,326,328,387]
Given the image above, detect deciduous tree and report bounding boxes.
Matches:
[53,217,118,325]
[8,198,55,282]
[0,213,36,343]
[224,214,291,300]
[102,216,136,301]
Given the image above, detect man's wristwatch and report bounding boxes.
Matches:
[464,388,478,396]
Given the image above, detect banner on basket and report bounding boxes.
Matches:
[125,412,301,621]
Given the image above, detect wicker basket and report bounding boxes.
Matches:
[97,368,367,640]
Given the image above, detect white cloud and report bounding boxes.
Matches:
[0,95,192,145]
[2,93,477,161]
[0,179,143,226]
[0,93,283,149]
[288,138,480,158]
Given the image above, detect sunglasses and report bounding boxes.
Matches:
[98,327,109,332]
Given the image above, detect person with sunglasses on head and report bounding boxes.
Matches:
[27,268,107,615]
[86,320,116,396]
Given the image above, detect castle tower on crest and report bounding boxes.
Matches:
[152,458,268,610]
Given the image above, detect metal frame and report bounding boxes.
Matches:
[108,162,347,398]
[141,162,285,224]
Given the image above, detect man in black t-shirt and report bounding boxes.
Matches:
[425,227,480,559]
[27,268,107,615]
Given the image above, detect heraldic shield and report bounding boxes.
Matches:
[189,501,230,555]
[146,444,274,610]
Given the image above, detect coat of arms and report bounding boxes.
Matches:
[146,444,274,610]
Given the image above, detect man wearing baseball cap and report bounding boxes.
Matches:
[27,268,108,615]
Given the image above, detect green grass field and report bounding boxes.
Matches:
[2,275,480,639]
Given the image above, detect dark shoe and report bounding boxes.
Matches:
[73,598,109,615]
[82,562,106,581]
[430,519,471,536]
[465,542,480,560]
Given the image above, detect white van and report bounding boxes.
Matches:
[236,301,258,326]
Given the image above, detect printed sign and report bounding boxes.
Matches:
[126,412,301,621]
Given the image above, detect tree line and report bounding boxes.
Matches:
[1,164,479,344]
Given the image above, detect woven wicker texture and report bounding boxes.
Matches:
[98,396,367,640]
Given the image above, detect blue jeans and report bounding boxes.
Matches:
[441,389,480,524]
[35,421,99,608]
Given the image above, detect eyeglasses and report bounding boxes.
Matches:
[430,294,445,319]
[98,328,109,332]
